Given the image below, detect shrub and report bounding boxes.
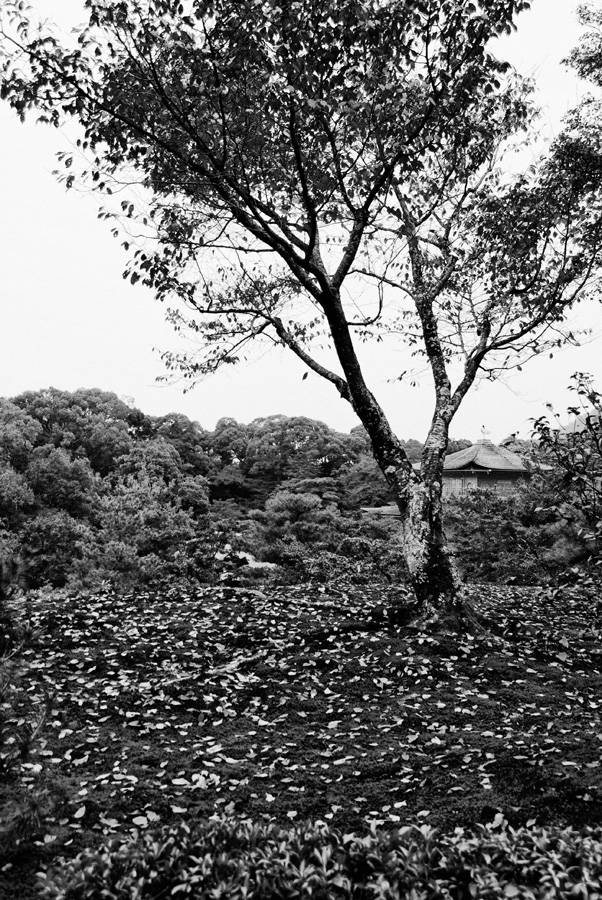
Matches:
[0,531,21,608]
[19,510,95,588]
[444,486,561,584]
[40,815,602,900]
[532,373,602,561]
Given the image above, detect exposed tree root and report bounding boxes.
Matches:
[402,590,507,648]
[295,588,502,650]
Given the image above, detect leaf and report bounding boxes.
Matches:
[73,806,86,819]
[132,816,148,827]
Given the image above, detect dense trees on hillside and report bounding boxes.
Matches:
[0,385,600,596]
[0,388,406,591]
[0,389,209,589]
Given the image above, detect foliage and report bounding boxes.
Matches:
[0,531,23,688]
[0,388,383,590]
[551,4,602,203]
[85,460,212,587]
[336,454,393,510]
[241,417,364,483]
[6,379,597,593]
[11,388,144,476]
[0,574,63,863]
[0,464,34,528]
[25,447,98,519]
[0,588,53,865]
[444,485,557,585]
[3,380,601,593]
[0,399,41,471]
[0,391,222,589]
[20,510,95,589]
[0,384,405,591]
[206,416,367,509]
[208,464,256,503]
[40,814,602,900]
[253,489,334,541]
[532,373,602,556]
[152,413,213,476]
[0,666,50,782]
[0,534,23,652]
[243,487,405,584]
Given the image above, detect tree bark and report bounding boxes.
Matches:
[366,411,481,633]
[395,477,468,630]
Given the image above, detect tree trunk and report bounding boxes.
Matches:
[394,477,468,631]
[312,286,474,630]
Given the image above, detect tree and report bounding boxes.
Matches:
[0,464,35,528]
[0,399,42,471]
[208,419,250,468]
[554,4,602,198]
[95,439,212,585]
[20,508,95,588]
[532,373,602,556]
[12,388,142,476]
[241,416,362,482]
[2,0,601,626]
[25,446,99,519]
[152,413,213,476]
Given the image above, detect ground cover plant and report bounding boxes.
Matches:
[37,816,602,899]
[2,578,602,898]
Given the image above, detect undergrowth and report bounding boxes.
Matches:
[40,815,602,900]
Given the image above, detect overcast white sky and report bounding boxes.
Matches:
[0,0,599,442]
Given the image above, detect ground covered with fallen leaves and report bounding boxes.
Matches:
[2,581,602,897]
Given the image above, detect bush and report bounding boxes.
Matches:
[243,491,406,586]
[40,815,602,900]
[532,373,602,561]
[0,531,21,608]
[19,510,95,588]
[444,486,561,585]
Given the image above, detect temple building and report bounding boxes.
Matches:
[441,438,530,497]
[362,438,532,517]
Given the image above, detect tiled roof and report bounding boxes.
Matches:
[443,439,527,472]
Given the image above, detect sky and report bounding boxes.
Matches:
[0,0,599,443]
